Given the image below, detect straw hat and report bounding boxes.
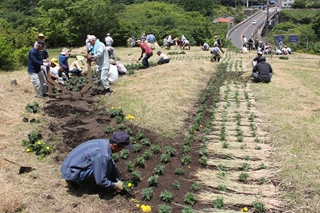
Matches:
[51,58,59,66]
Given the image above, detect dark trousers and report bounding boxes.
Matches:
[252,73,272,83]
[158,58,170,64]
[142,52,153,68]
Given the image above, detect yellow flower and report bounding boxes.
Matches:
[240,209,244,212]
[243,207,248,212]
[136,204,140,208]
[111,106,114,109]
[26,148,31,153]
[128,183,132,187]
[46,146,50,151]
[188,166,191,168]
[200,124,203,128]
[141,205,152,212]
[194,130,196,133]
[37,141,42,145]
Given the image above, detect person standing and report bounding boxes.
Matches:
[34,33,49,61]
[247,37,254,52]
[156,51,170,64]
[141,33,147,43]
[215,35,224,54]
[147,32,157,49]
[278,39,283,49]
[136,40,153,68]
[242,36,248,48]
[28,40,48,98]
[252,56,273,83]
[88,35,112,96]
[167,34,173,49]
[105,33,113,47]
[60,132,134,191]
[254,38,259,50]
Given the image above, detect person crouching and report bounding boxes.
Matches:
[156,51,170,64]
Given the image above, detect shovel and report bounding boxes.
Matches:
[4,158,34,174]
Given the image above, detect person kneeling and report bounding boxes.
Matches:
[252,56,273,83]
[156,51,170,64]
[60,132,133,192]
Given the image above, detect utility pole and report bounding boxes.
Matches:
[266,0,269,45]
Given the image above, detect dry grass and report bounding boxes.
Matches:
[1,46,320,212]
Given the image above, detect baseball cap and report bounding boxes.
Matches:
[88,35,97,41]
[107,33,110,36]
[51,58,59,66]
[110,132,133,150]
[257,51,262,55]
[157,51,161,55]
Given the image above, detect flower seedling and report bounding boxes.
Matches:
[181,155,191,165]
[141,138,151,146]
[133,144,142,153]
[134,156,145,168]
[217,184,227,191]
[249,113,255,122]
[253,201,266,213]
[115,115,123,123]
[120,149,129,159]
[237,135,244,142]
[117,123,125,130]
[160,190,173,203]
[182,206,195,213]
[147,175,159,187]
[104,126,114,133]
[150,144,161,154]
[141,187,153,201]
[175,167,185,175]
[98,110,104,115]
[255,146,262,150]
[123,180,134,192]
[222,141,229,148]
[125,161,134,172]
[108,107,123,117]
[112,153,119,162]
[157,204,172,213]
[183,192,197,206]
[199,156,208,166]
[259,163,268,170]
[154,164,165,175]
[241,163,250,171]
[218,164,228,171]
[165,146,176,156]
[172,180,181,190]
[140,204,152,212]
[239,172,249,182]
[161,153,170,163]
[131,170,142,182]
[258,177,266,185]
[85,111,90,116]
[183,145,190,153]
[240,144,247,150]
[213,197,224,208]
[143,149,152,160]
[136,131,144,140]
[190,182,201,192]
[125,127,133,135]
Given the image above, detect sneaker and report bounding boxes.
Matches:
[66,180,79,190]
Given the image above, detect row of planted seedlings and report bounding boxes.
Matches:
[102,107,205,213]
[197,60,270,212]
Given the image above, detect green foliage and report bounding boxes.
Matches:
[120,149,129,159]
[160,190,173,203]
[133,143,142,153]
[131,170,142,182]
[183,192,197,205]
[165,145,176,156]
[172,180,181,190]
[182,206,195,213]
[104,126,114,133]
[136,131,144,140]
[123,180,134,192]
[112,153,119,162]
[161,153,170,163]
[217,184,227,191]
[125,160,134,172]
[25,102,39,113]
[141,138,151,146]
[147,174,159,187]
[157,204,172,213]
[190,182,201,192]
[108,107,124,117]
[141,187,153,201]
[0,36,15,70]
[14,45,30,66]
[175,167,185,175]
[134,156,145,168]
[253,201,267,213]
[143,149,152,160]
[213,197,224,208]
[154,164,165,175]
[150,144,161,154]
[181,155,191,165]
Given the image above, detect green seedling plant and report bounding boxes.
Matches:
[134,156,145,168]
[154,164,165,175]
[165,146,176,156]
[115,115,123,123]
[181,155,191,165]
[190,182,201,192]
[141,187,153,201]
[182,206,195,213]
[213,197,224,208]
[160,190,173,203]
[198,147,208,156]
[259,163,268,169]
[125,127,133,135]
[222,141,229,148]
[133,144,142,153]
[104,126,114,133]
[255,146,262,150]
[117,123,125,130]
[120,149,129,159]
[175,167,185,175]
[112,153,119,162]
[108,107,123,118]
[150,144,161,154]
[199,156,208,166]
[125,161,134,172]
[136,131,144,140]
[131,170,142,182]
[157,204,172,213]
[142,149,152,160]
[242,163,251,171]
[184,192,197,206]
[85,111,90,116]
[98,110,104,115]
[253,201,267,213]
[147,175,159,187]
[141,138,151,146]
[258,177,266,185]
[239,172,249,182]
[217,184,227,191]
[249,113,255,122]
[240,144,247,150]
[172,180,181,190]
[161,153,170,163]
[123,180,134,192]
[183,145,190,153]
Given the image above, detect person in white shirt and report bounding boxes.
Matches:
[108,59,119,83]
[105,33,113,47]
[156,51,170,64]
[50,58,68,84]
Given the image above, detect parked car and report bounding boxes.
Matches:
[252,20,257,25]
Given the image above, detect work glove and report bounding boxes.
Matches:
[114,181,124,191]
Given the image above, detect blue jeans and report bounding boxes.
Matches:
[142,52,153,68]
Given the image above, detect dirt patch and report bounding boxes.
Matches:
[44,92,212,212]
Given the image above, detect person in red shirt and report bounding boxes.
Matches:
[136,40,153,68]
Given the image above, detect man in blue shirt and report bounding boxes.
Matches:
[28,40,48,98]
[60,132,133,191]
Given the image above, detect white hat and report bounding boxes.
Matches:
[257,51,263,55]
[107,33,110,36]
[88,35,97,41]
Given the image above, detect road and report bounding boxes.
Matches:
[229,8,278,48]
